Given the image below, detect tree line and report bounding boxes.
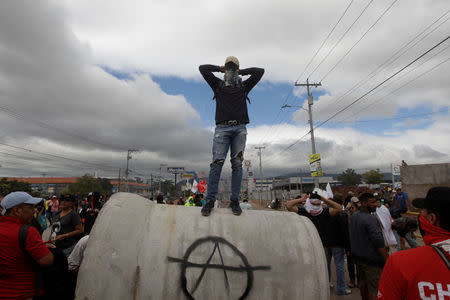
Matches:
[337,168,385,186]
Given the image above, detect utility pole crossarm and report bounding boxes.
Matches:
[294,82,322,88]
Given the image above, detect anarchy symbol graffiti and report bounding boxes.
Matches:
[167,236,271,300]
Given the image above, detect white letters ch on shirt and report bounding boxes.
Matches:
[418,281,450,300]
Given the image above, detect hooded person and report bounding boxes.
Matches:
[199,57,264,217]
[286,192,343,245]
[378,187,450,300]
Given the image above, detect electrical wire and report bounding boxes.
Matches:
[344,56,450,121]
[314,10,450,117]
[257,0,355,146]
[313,35,450,130]
[0,103,126,152]
[0,142,121,171]
[330,110,445,124]
[319,0,400,82]
[295,0,354,83]
[308,0,375,79]
[262,36,450,164]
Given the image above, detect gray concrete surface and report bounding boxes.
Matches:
[76,192,329,300]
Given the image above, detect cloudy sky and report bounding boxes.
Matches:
[0,0,448,180]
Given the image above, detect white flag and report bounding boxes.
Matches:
[191,179,198,193]
[326,182,334,199]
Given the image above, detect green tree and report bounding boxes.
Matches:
[337,169,362,186]
[0,178,32,196]
[67,174,112,197]
[160,179,176,195]
[362,168,384,184]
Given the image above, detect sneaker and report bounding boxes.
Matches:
[347,281,355,288]
[337,289,352,295]
[201,201,215,216]
[230,201,242,216]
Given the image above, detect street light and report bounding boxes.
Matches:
[281,104,308,111]
[159,164,167,193]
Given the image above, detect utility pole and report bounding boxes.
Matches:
[254,146,265,207]
[254,146,265,181]
[159,164,167,194]
[391,163,395,188]
[150,174,154,199]
[41,173,47,197]
[125,149,139,192]
[118,168,121,192]
[295,78,321,188]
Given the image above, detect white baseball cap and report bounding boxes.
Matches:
[1,191,43,215]
[225,56,239,66]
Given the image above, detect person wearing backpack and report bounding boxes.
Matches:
[378,187,450,299]
[199,57,264,217]
[0,192,54,299]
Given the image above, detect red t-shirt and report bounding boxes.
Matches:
[0,216,51,300]
[378,245,450,300]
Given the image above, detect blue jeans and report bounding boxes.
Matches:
[205,124,247,202]
[327,247,346,294]
[394,231,418,251]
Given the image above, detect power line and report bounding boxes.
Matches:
[343,56,450,121]
[258,0,355,146]
[0,142,120,171]
[308,0,375,79]
[319,0,400,82]
[314,35,450,130]
[295,0,354,82]
[0,102,126,151]
[340,42,450,121]
[263,36,450,164]
[315,10,450,116]
[330,110,445,124]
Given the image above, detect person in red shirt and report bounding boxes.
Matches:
[0,191,54,300]
[378,186,450,300]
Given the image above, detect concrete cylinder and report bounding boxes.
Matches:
[76,193,329,300]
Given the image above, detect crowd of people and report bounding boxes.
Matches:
[286,186,449,299]
[152,193,254,210]
[0,191,105,299]
[1,186,448,300]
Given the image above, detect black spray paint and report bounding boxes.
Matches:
[168,236,271,300]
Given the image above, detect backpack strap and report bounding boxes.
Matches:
[431,245,450,270]
[212,81,224,101]
[212,81,251,104]
[19,224,43,291]
[19,224,29,253]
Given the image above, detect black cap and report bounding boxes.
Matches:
[61,194,76,203]
[413,187,450,213]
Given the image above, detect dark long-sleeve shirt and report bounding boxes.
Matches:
[325,211,351,251]
[350,210,386,267]
[199,64,264,124]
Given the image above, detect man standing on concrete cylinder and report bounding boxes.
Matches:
[199,57,264,216]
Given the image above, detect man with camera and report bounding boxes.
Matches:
[199,56,264,217]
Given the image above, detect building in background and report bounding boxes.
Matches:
[401,163,450,201]
[6,177,151,198]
